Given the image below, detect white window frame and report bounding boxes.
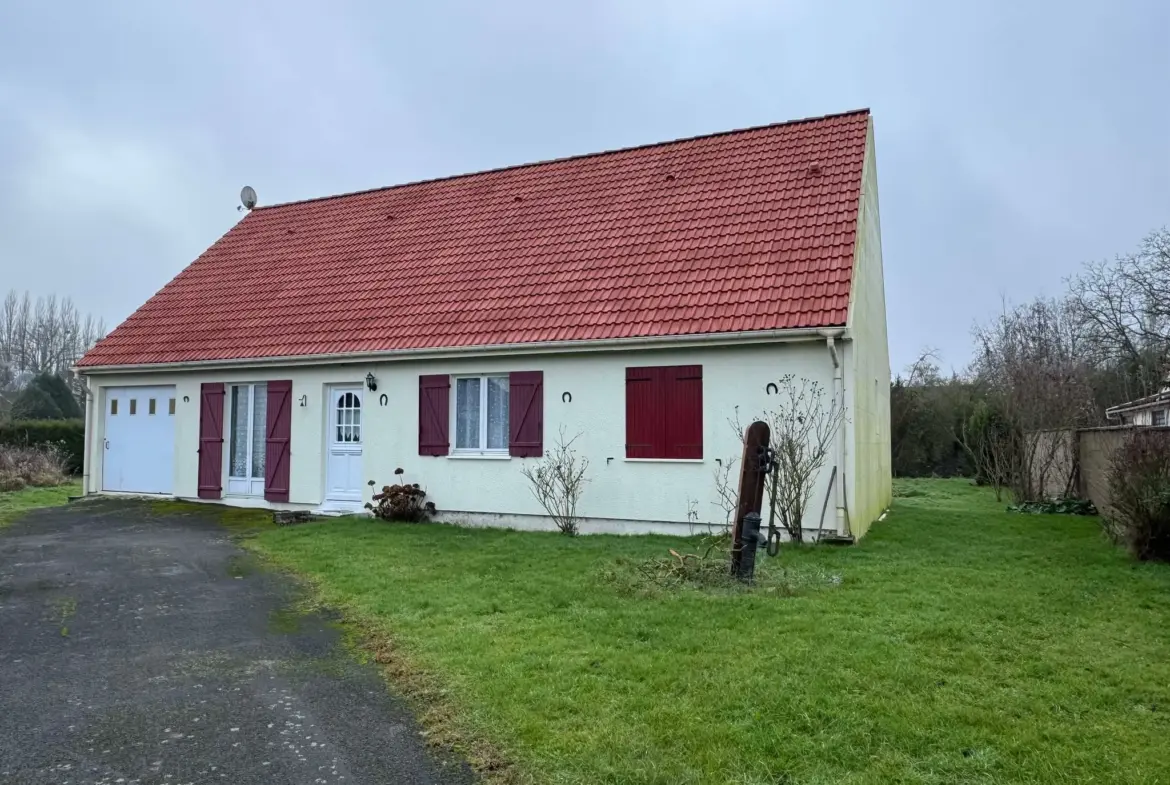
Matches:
[451,374,509,456]
[225,382,267,496]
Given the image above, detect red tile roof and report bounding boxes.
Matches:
[80,110,871,368]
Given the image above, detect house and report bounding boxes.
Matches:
[76,109,891,540]
[1105,383,1170,427]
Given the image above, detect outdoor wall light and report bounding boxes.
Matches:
[298,395,308,407]
[365,372,378,392]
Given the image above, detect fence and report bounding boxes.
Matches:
[1027,425,1170,518]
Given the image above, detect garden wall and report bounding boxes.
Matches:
[1027,425,1170,519]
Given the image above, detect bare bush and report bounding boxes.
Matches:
[1106,431,1170,562]
[520,427,589,536]
[734,375,845,543]
[0,444,70,492]
[967,298,1097,502]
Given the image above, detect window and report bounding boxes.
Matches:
[626,365,702,459]
[228,383,267,494]
[335,392,361,443]
[110,399,118,415]
[129,399,137,415]
[168,398,176,415]
[149,398,157,415]
[454,375,509,453]
[1154,409,1167,427]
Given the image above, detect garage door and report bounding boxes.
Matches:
[102,386,176,494]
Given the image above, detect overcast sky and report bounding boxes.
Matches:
[1,0,1167,374]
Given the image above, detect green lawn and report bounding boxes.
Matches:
[0,480,82,529]
[247,479,1170,785]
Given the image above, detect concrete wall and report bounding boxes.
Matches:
[85,340,866,536]
[1024,425,1170,519]
[1025,429,1079,499]
[843,118,893,538]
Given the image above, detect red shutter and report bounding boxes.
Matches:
[197,383,225,499]
[264,380,292,502]
[419,375,450,456]
[665,365,703,459]
[509,371,543,457]
[626,367,664,458]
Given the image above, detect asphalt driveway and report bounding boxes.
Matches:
[0,499,473,785]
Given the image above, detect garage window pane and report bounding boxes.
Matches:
[149,398,157,415]
[169,398,176,415]
[110,399,117,415]
[129,399,137,415]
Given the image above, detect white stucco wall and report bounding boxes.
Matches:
[83,340,855,535]
[842,118,893,538]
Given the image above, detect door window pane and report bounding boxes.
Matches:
[486,376,509,450]
[251,383,267,478]
[455,378,481,449]
[230,385,249,478]
[335,391,361,443]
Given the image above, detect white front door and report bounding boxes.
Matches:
[226,383,267,496]
[325,387,364,510]
[102,386,176,494]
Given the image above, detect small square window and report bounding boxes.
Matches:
[1154,409,1167,427]
[168,398,176,415]
[149,398,157,415]
[129,399,137,415]
[110,399,118,415]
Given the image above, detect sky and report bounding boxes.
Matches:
[1,0,1167,375]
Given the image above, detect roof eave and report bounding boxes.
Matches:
[75,326,849,375]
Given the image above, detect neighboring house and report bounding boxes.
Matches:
[1105,386,1170,427]
[77,109,891,540]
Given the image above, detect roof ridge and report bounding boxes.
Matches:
[254,108,871,211]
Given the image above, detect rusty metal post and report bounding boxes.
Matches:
[730,421,770,576]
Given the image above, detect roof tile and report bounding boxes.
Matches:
[81,110,869,367]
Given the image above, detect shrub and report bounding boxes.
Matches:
[0,420,85,474]
[11,385,62,420]
[10,373,81,420]
[365,468,435,522]
[520,426,590,536]
[1106,430,1170,562]
[1007,497,1097,515]
[0,444,70,492]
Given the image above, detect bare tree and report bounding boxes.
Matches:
[734,375,845,543]
[520,426,590,536]
[0,289,107,388]
[1066,227,1170,401]
[967,297,1096,502]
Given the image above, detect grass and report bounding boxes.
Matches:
[0,480,82,529]
[245,479,1170,784]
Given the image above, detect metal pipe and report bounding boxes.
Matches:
[822,331,848,537]
[82,376,94,496]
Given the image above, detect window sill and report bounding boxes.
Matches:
[623,458,704,464]
[449,452,512,460]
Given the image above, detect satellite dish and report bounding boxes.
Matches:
[240,185,258,210]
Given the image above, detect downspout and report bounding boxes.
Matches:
[818,329,849,537]
[82,375,94,496]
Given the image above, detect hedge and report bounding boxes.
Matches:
[0,419,85,474]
